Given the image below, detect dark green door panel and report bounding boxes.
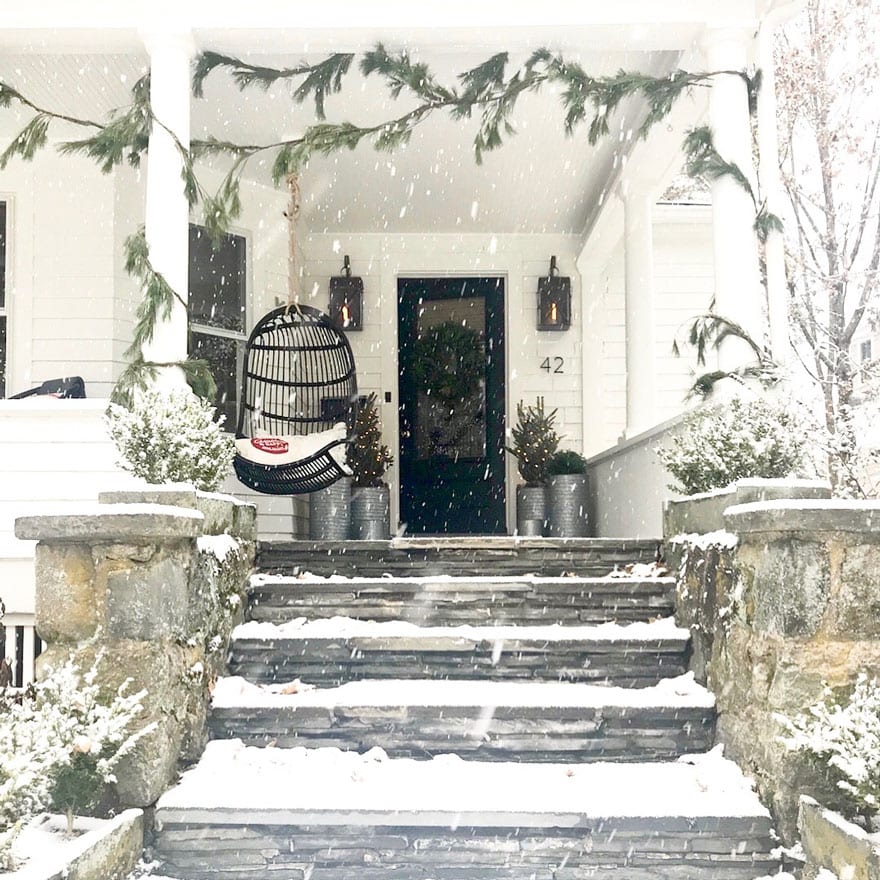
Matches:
[398,277,506,534]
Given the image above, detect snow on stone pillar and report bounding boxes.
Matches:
[757,21,791,366]
[140,29,194,391]
[622,182,657,437]
[705,28,766,371]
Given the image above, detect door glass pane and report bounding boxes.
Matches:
[413,296,486,461]
[188,225,246,333]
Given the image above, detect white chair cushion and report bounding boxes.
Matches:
[235,423,351,473]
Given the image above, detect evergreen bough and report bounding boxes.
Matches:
[508,397,560,487]
[548,449,588,476]
[658,397,809,495]
[347,393,393,488]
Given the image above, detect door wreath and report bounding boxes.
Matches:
[411,321,485,402]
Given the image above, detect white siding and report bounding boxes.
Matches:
[582,203,713,457]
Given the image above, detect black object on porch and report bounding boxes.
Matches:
[233,304,358,495]
[8,376,86,399]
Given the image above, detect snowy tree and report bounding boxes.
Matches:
[777,0,880,492]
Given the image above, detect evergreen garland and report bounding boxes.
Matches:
[0,43,766,406]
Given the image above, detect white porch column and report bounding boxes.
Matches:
[622,183,657,436]
[705,28,766,370]
[757,20,791,366]
[139,29,193,390]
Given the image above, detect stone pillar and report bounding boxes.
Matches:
[757,22,791,366]
[705,28,766,371]
[139,29,194,390]
[622,183,657,436]
[14,488,256,807]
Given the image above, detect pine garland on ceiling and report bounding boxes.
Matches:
[0,44,764,403]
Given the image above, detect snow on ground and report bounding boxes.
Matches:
[212,671,716,709]
[196,533,240,561]
[7,813,109,878]
[156,740,768,820]
[668,529,739,549]
[232,615,689,642]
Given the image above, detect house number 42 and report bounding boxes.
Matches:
[540,357,564,374]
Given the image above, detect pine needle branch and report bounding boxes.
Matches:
[683,125,756,207]
[194,51,355,118]
[123,227,188,359]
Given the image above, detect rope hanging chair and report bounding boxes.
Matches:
[233,304,358,495]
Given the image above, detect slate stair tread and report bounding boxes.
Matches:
[209,675,716,760]
[248,573,675,625]
[153,741,779,880]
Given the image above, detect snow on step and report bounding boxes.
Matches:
[153,742,780,880]
[209,673,716,760]
[247,572,675,625]
[227,616,691,687]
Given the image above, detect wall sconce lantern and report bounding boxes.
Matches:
[537,255,571,331]
[329,255,363,330]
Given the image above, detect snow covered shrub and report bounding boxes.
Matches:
[106,389,235,491]
[777,674,880,820]
[0,656,154,865]
[658,397,809,495]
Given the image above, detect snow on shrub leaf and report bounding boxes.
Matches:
[0,655,155,867]
[657,397,810,495]
[777,673,880,820]
[106,389,235,492]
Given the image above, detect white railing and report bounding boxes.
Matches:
[2,612,41,688]
[585,414,686,539]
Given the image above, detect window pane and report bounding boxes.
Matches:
[188,225,245,333]
[190,329,241,431]
[0,315,6,398]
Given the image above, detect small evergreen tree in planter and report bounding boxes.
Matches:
[507,398,560,536]
[347,393,394,539]
[547,449,590,538]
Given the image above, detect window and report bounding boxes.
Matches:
[0,202,7,398]
[188,225,247,429]
[860,339,873,363]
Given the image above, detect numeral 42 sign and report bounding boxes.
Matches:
[540,357,564,374]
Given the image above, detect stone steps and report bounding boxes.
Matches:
[149,539,783,879]
[227,617,691,688]
[209,675,716,761]
[256,536,662,578]
[248,573,675,625]
[153,740,780,880]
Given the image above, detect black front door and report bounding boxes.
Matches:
[398,277,506,534]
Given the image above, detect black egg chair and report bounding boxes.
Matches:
[233,304,358,495]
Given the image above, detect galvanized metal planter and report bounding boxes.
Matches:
[350,485,391,540]
[516,485,547,536]
[309,477,351,540]
[547,474,589,537]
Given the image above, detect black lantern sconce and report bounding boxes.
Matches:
[537,256,571,331]
[328,255,364,330]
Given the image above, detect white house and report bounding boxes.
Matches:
[0,1,796,668]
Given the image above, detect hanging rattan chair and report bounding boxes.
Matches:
[233,304,358,495]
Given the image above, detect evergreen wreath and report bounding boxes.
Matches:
[411,322,484,402]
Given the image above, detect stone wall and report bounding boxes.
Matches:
[799,797,880,880]
[15,485,256,807]
[668,497,880,842]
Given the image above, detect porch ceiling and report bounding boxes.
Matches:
[0,25,690,235]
